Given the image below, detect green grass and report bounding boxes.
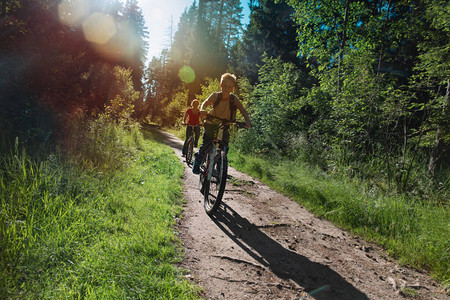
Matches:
[0,129,200,298]
[227,150,449,288]
[164,125,186,140]
[163,125,203,149]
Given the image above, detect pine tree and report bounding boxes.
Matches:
[230,0,300,83]
[121,0,148,93]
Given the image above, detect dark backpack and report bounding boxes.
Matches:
[213,92,237,122]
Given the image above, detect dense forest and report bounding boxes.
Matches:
[1,0,448,203]
[0,0,449,294]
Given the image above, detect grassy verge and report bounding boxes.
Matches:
[0,128,199,298]
[164,125,186,140]
[228,150,449,288]
[163,125,203,148]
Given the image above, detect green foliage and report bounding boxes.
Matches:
[1,0,148,152]
[157,89,190,127]
[69,117,143,170]
[287,0,363,64]
[102,95,135,125]
[234,56,312,154]
[98,66,139,127]
[58,69,142,170]
[0,130,199,299]
[412,0,450,176]
[230,0,301,83]
[416,0,450,84]
[91,66,135,124]
[229,0,448,196]
[121,0,149,92]
[196,77,221,100]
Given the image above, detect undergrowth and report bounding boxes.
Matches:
[0,123,199,298]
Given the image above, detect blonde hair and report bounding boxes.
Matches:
[220,73,237,86]
[191,99,199,107]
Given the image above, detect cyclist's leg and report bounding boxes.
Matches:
[196,124,217,160]
[193,125,200,147]
[193,124,217,174]
[222,127,230,153]
[182,125,192,156]
[182,139,187,156]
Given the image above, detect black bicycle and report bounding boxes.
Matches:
[184,124,199,165]
[199,118,246,215]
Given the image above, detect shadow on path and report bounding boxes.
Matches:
[142,124,184,151]
[212,204,369,300]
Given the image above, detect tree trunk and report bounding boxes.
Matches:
[226,5,235,51]
[428,128,440,177]
[337,0,350,94]
[216,0,225,39]
[197,0,206,29]
[377,0,392,75]
[428,79,449,177]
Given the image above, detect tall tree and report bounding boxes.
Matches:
[230,0,301,83]
[121,0,148,94]
[413,0,450,176]
[223,0,244,52]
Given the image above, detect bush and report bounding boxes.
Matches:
[157,89,189,127]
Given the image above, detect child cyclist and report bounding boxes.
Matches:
[182,99,201,157]
[192,73,251,174]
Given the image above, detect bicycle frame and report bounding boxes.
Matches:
[207,146,215,181]
[185,124,200,165]
[201,117,245,215]
[206,132,227,181]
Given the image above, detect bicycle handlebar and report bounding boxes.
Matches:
[205,114,247,128]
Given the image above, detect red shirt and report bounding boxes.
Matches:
[186,108,200,125]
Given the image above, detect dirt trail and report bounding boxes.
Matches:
[157,129,446,300]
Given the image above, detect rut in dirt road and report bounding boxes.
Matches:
[154,128,446,300]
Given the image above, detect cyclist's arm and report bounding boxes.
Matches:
[183,109,189,125]
[235,100,252,128]
[199,93,216,118]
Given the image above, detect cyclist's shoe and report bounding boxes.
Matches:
[192,155,200,174]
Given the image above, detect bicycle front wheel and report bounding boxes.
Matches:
[186,138,193,165]
[204,150,227,215]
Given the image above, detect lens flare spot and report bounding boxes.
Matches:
[179,66,195,84]
[58,0,89,27]
[82,13,116,45]
[110,22,140,62]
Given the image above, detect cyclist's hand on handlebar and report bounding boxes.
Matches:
[199,110,208,118]
[234,121,247,128]
[236,121,252,128]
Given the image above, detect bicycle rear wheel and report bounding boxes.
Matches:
[186,138,193,165]
[204,150,227,215]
